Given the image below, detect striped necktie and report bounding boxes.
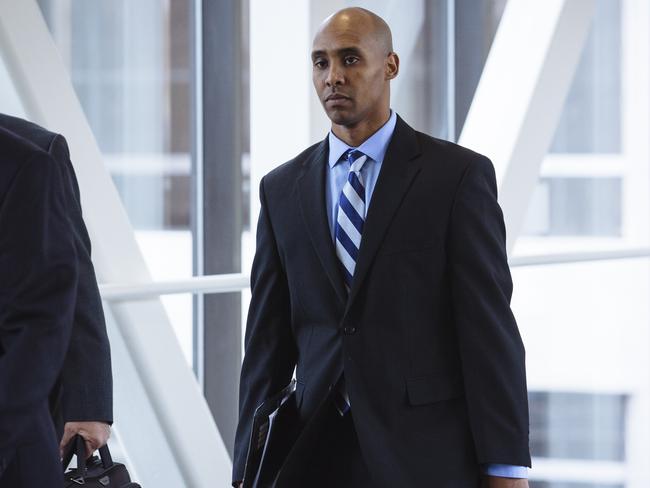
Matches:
[333,149,368,416]
[335,149,369,292]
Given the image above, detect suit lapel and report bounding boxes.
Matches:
[297,139,348,304]
[344,116,422,317]
[296,117,423,312]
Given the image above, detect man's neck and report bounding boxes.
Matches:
[331,109,391,147]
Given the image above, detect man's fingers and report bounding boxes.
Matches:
[60,422,112,460]
[84,438,94,458]
[59,427,75,457]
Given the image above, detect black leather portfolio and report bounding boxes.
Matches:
[242,379,301,488]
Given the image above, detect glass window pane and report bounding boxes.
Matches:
[530,483,623,488]
[522,178,622,237]
[550,0,622,154]
[529,392,627,461]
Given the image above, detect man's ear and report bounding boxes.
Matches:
[386,52,399,80]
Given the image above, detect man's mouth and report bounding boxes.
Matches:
[325,93,351,102]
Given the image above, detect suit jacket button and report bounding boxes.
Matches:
[343,326,356,334]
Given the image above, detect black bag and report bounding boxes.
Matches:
[63,435,141,487]
[242,380,301,488]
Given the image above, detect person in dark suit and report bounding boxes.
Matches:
[0,114,114,461]
[0,125,78,486]
[233,8,531,488]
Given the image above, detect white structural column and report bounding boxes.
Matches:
[249,0,312,232]
[622,0,650,485]
[0,0,230,486]
[459,0,596,254]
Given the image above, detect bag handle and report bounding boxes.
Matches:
[62,434,114,475]
[98,444,113,467]
[61,435,87,478]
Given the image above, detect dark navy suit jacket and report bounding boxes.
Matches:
[0,124,78,477]
[0,114,113,434]
[233,116,531,487]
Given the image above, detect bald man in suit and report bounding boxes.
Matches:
[234,8,531,488]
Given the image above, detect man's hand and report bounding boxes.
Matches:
[480,476,529,488]
[59,421,111,458]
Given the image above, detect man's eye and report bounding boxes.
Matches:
[314,60,327,69]
[344,56,359,65]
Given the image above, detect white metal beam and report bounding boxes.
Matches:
[0,0,230,485]
[459,0,596,254]
[98,245,650,301]
[100,273,250,301]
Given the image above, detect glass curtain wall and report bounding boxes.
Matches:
[35,0,195,364]
[515,0,647,487]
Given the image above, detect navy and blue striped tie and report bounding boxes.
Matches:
[335,149,368,292]
[334,149,367,416]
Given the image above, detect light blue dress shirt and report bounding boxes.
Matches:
[324,110,528,480]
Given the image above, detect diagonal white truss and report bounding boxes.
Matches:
[0,0,230,486]
[459,0,596,254]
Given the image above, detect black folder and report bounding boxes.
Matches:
[242,379,301,488]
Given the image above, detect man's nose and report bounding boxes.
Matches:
[325,64,344,87]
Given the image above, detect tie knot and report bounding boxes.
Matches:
[345,149,367,173]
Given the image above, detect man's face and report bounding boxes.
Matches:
[311,21,392,128]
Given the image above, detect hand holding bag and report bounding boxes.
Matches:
[63,434,141,487]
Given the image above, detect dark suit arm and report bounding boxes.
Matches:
[0,153,78,447]
[232,177,298,483]
[448,156,531,467]
[49,135,113,424]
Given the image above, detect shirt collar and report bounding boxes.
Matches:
[327,110,398,168]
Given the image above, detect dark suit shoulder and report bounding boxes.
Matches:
[0,115,73,199]
[265,140,323,180]
[414,130,492,170]
[0,126,55,197]
[0,124,46,159]
[261,140,324,193]
[410,130,499,201]
[0,113,62,154]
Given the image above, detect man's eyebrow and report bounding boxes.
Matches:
[311,47,363,59]
[337,47,362,56]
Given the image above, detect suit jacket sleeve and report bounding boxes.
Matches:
[448,155,531,467]
[232,177,298,484]
[49,135,113,424]
[0,152,78,448]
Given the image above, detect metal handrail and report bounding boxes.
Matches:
[509,247,650,267]
[99,273,249,301]
[98,248,650,301]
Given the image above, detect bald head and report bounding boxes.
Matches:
[316,7,393,54]
[311,7,399,141]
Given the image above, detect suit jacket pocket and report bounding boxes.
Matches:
[406,372,464,406]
